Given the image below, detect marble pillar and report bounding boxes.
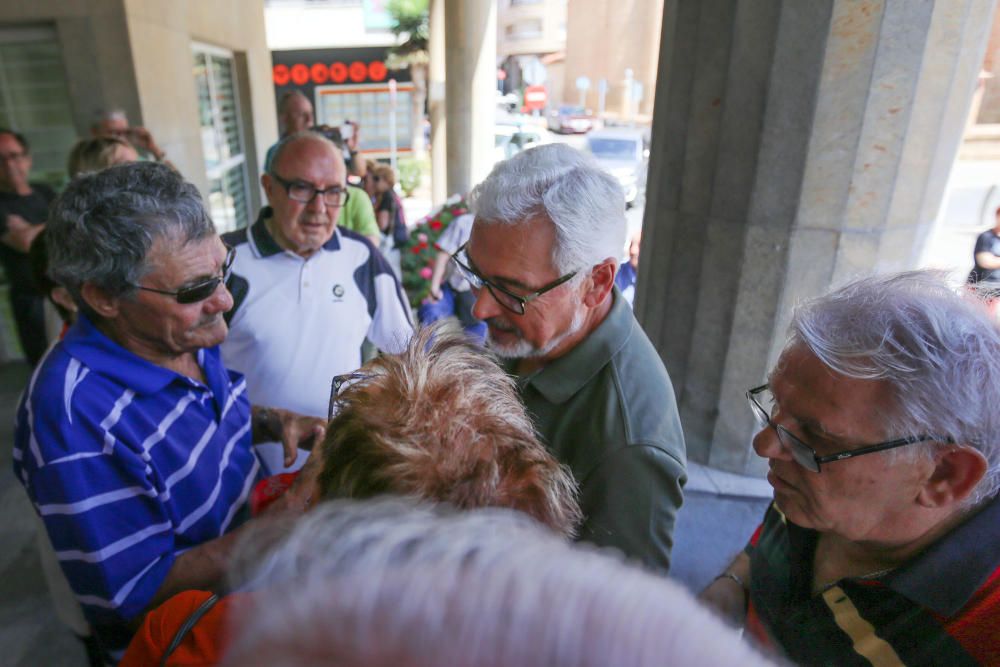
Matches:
[429,0,447,206]
[444,0,497,197]
[637,0,995,474]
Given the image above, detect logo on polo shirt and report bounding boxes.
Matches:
[332,284,345,300]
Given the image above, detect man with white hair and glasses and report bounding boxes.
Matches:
[456,143,686,574]
[221,131,413,472]
[701,271,1000,665]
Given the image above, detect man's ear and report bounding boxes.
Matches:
[918,446,988,507]
[261,173,274,203]
[50,286,78,315]
[582,257,617,308]
[80,282,120,319]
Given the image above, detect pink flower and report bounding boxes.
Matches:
[419,267,433,280]
[417,233,429,243]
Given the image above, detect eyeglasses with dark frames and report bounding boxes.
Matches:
[270,172,350,207]
[746,384,948,473]
[449,241,578,316]
[133,244,236,304]
[328,372,371,420]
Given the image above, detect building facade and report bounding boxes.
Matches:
[0,0,276,359]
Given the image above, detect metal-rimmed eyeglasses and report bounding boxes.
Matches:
[449,241,577,316]
[133,244,235,304]
[328,372,371,420]
[270,172,350,208]
[746,384,947,473]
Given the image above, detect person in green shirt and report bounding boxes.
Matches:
[339,183,380,245]
[454,143,687,575]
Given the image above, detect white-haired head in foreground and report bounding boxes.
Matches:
[469,142,627,276]
[222,499,777,667]
[789,270,1000,503]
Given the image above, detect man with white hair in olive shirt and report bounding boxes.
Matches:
[454,144,687,573]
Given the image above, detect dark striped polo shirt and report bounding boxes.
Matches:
[745,497,1000,665]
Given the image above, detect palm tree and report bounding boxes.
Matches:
[387,0,429,157]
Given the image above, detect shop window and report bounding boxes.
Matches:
[193,44,251,232]
[0,26,77,188]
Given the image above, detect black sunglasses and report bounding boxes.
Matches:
[134,244,236,304]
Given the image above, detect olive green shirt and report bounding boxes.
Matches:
[514,290,687,574]
[339,185,379,239]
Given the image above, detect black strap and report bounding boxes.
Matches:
[159,593,220,667]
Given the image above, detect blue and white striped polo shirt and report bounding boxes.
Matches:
[13,315,259,636]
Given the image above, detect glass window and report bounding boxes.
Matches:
[0,27,77,189]
[193,45,251,233]
[505,19,544,40]
[315,82,414,156]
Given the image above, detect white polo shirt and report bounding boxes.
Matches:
[434,213,476,292]
[221,211,414,420]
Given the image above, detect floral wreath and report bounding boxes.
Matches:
[399,194,469,308]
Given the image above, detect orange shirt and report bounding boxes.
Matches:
[120,590,242,667]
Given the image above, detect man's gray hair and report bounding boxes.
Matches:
[222,500,775,667]
[90,108,127,129]
[788,270,1000,502]
[46,162,215,308]
[469,143,626,274]
[267,130,343,177]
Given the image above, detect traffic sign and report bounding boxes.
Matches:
[522,59,547,86]
[524,85,547,111]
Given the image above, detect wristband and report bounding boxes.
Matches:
[714,571,746,589]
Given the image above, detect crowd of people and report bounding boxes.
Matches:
[1,89,999,667]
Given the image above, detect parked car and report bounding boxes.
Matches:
[496,90,519,113]
[495,123,546,163]
[586,128,649,207]
[546,105,596,134]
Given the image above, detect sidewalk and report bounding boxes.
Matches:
[671,462,771,593]
[0,362,86,666]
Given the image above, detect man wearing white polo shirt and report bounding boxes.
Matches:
[222,132,413,471]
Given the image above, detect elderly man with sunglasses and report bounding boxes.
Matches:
[458,144,686,574]
[13,162,325,660]
[221,131,413,472]
[701,272,1000,665]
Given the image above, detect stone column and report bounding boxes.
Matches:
[637,0,995,474]
[429,0,447,205]
[444,0,497,196]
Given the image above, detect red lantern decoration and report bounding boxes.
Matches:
[310,62,329,84]
[273,64,290,86]
[348,61,368,82]
[368,61,388,81]
[290,63,309,86]
[330,62,348,84]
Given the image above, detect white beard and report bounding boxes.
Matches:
[487,308,586,360]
